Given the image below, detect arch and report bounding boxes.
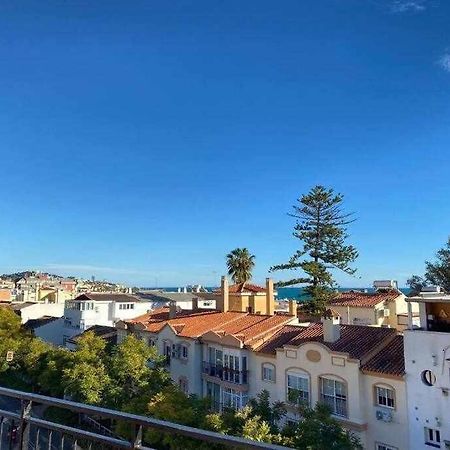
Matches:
[285,367,312,406]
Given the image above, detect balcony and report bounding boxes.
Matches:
[202,362,248,385]
[0,386,288,450]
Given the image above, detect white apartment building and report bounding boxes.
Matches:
[36,292,153,346]
[404,287,450,450]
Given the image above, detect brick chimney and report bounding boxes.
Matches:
[169,301,177,319]
[322,310,341,343]
[221,276,229,313]
[265,278,275,316]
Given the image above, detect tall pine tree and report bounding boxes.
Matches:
[270,185,358,315]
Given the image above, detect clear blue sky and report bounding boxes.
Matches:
[0,0,449,287]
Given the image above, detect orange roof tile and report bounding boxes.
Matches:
[214,283,266,294]
[125,308,294,347]
[256,323,397,361]
[329,290,402,308]
[361,335,405,377]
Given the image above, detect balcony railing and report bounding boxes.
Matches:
[202,362,248,385]
[0,386,290,450]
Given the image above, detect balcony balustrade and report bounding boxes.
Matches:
[0,386,289,450]
[202,362,248,385]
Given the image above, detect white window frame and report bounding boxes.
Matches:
[424,427,441,448]
[376,444,397,450]
[286,370,310,406]
[222,388,248,410]
[376,386,395,409]
[262,363,275,382]
[320,376,347,417]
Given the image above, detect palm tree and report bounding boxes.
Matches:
[226,248,255,285]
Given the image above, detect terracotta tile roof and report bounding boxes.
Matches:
[329,290,402,308]
[256,322,396,361]
[361,335,405,377]
[125,308,294,347]
[214,283,266,294]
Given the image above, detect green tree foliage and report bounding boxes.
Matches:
[107,334,169,407]
[408,237,450,294]
[62,332,110,404]
[286,403,363,450]
[226,248,255,284]
[270,185,358,315]
[0,307,25,372]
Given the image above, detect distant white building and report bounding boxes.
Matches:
[136,291,216,310]
[35,292,153,347]
[405,287,450,450]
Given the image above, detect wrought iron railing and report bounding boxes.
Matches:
[202,362,248,385]
[0,386,290,450]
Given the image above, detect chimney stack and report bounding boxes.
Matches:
[288,299,296,316]
[322,310,341,343]
[169,301,177,319]
[192,297,199,311]
[221,276,229,313]
[265,278,275,316]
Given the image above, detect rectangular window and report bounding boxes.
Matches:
[376,386,395,408]
[262,364,275,382]
[222,388,248,410]
[424,427,441,448]
[287,373,309,405]
[320,377,347,417]
[182,345,188,359]
[376,444,397,450]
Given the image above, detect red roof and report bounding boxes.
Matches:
[329,290,402,308]
[256,322,397,361]
[214,283,266,294]
[125,308,293,348]
[361,335,405,377]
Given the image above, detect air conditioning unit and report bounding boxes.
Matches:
[376,410,393,422]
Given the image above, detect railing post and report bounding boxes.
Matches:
[133,425,142,450]
[18,400,32,450]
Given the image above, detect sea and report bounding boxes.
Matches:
[139,286,411,300]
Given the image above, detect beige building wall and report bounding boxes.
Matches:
[362,373,408,450]
[249,343,408,449]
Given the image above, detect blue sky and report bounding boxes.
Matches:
[0,0,449,287]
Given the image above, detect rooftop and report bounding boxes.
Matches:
[24,316,60,330]
[214,283,267,294]
[361,335,405,377]
[74,293,143,303]
[123,307,294,348]
[256,322,397,361]
[329,289,402,308]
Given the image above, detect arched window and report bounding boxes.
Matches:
[286,369,310,406]
[374,383,395,409]
[319,375,347,417]
[261,363,276,382]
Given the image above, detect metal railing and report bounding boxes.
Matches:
[202,362,248,385]
[0,387,290,450]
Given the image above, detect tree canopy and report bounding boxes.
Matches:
[226,247,256,284]
[270,185,358,315]
[408,237,450,294]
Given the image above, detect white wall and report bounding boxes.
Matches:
[405,329,450,449]
[17,303,65,323]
